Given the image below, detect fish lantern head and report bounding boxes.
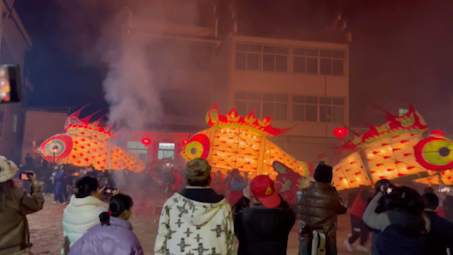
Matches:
[414,133,453,171]
[35,134,73,162]
[181,134,211,161]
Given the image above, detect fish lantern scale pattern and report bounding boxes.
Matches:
[334,106,430,190]
[334,105,453,190]
[36,106,146,172]
[181,104,310,179]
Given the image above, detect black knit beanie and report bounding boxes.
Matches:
[314,164,333,183]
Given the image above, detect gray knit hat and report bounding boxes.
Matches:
[185,158,211,182]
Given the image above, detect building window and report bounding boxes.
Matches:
[158,143,175,160]
[12,114,17,134]
[293,48,319,74]
[293,48,345,76]
[291,95,345,123]
[319,97,345,123]
[236,92,346,123]
[0,110,4,138]
[399,108,409,116]
[235,43,289,72]
[127,141,148,162]
[262,93,288,120]
[291,95,318,122]
[235,92,289,120]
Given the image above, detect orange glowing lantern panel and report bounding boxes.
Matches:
[333,127,348,139]
[180,104,311,179]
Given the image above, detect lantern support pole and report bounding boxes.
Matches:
[359,149,373,184]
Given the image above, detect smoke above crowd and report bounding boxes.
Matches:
[55,0,204,131]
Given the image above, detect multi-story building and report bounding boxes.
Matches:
[0,1,32,163]
[116,0,350,168]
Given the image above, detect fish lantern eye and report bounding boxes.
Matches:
[52,145,58,153]
[333,127,348,139]
[141,138,151,146]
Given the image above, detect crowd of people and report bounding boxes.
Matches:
[2,154,453,255]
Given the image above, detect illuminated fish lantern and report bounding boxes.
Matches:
[35,107,145,172]
[333,105,453,190]
[413,132,453,185]
[273,161,309,204]
[180,104,310,179]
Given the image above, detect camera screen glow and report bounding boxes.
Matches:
[0,67,10,102]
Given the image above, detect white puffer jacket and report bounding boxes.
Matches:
[62,195,108,254]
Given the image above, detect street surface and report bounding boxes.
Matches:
[27,195,369,255]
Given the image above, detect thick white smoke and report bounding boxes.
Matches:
[101,38,162,129]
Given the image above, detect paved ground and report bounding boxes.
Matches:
[27,195,370,255]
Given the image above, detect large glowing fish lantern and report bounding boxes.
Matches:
[180,104,310,179]
[35,107,145,172]
[333,105,453,190]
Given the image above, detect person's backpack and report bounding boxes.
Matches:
[311,230,326,255]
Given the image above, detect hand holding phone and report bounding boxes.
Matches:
[20,171,36,182]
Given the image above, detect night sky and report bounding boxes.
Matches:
[13,0,453,132]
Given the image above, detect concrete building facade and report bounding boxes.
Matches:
[0,0,31,163]
[117,0,350,167]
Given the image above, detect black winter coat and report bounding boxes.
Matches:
[297,182,347,255]
[233,196,296,255]
[423,211,453,255]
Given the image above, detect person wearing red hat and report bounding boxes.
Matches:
[233,175,296,255]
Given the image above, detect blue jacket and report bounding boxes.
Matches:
[230,179,247,191]
[68,217,143,255]
[54,170,65,195]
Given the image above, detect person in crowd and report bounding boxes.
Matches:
[54,165,66,204]
[224,170,231,193]
[422,193,453,255]
[171,168,181,193]
[25,153,34,170]
[212,171,226,194]
[84,165,98,179]
[234,175,295,255]
[154,158,234,255]
[164,167,176,195]
[363,185,429,255]
[423,186,445,218]
[344,187,373,252]
[437,176,453,222]
[0,156,44,255]
[227,168,247,206]
[242,171,250,183]
[297,164,347,255]
[62,176,108,254]
[68,194,143,255]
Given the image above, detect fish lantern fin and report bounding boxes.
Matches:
[204,104,294,136]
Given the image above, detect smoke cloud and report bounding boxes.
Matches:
[100,35,162,129]
[55,0,168,130]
